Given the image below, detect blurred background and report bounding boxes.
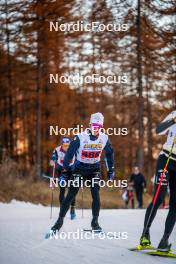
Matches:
[0,0,175,207]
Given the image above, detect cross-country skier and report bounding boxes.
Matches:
[140,110,176,251]
[50,137,76,220]
[49,112,114,234]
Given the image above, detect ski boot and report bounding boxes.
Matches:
[45,217,64,239]
[70,206,76,220]
[140,232,151,246]
[51,217,64,234]
[158,236,171,252]
[129,231,153,251]
[91,216,102,232]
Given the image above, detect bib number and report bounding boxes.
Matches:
[81,150,101,159]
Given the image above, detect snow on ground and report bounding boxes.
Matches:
[0,200,176,264]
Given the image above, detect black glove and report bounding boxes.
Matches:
[61,169,69,179]
[59,174,67,187]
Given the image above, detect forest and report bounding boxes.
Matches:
[0,0,175,206]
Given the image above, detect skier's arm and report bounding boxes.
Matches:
[104,139,114,172]
[63,136,80,171]
[156,111,176,135]
[50,149,58,166]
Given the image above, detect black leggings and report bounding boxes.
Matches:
[143,154,176,239]
[59,170,101,218]
[136,188,143,208]
[59,186,75,208]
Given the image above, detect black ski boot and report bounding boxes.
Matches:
[91,216,102,232]
[158,236,171,252]
[45,217,64,239]
[140,232,151,246]
[51,217,64,234]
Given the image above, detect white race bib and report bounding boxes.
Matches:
[76,130,108,164]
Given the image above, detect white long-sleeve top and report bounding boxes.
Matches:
[159,111,176,158]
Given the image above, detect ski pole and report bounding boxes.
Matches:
[144,136,176,234]
[50,162,55,219]
[81,186,84,218]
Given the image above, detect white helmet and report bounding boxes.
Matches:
[90,112,104,126]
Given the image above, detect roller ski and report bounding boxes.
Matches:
[145,250,176,258]
[145,238,176,258]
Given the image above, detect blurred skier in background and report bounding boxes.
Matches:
[50,137,76,220]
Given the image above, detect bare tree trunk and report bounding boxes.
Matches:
[36,26,42,177]
[146,80,153,181]
[5,0,13,156]
[136,0,144,169]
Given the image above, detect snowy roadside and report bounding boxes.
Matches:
[0,201,175,264]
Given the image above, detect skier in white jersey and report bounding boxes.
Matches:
[50,112,114,234]
[140,111,176,251]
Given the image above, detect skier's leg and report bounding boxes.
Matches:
[90,184,100,217]
[140,186,167,246]
[143,185,167,234]
[159,168,176,246]
[70,197,76,219]
[90,172,101,230]
[59,186,65,205]
[71,197,76,207]
[59,185,79,218]
[51,179,80,232]
[141,155,168,243]
[64,171,76,219]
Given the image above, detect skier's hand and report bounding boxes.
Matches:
[50,160,55,166]
[144,188,147,193]
[107,170,115,180]
[61,169,68,178]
